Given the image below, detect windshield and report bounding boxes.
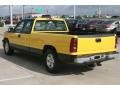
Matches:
[34,20,67,31]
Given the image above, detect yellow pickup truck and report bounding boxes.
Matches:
[2,17,118,73]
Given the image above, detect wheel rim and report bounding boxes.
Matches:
[4,42,9,53]
[46,54,55,69]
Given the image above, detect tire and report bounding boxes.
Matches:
[88,63,96,67]
[111,28,117,33]
[3,40,14,55]
[43,49,61,73]
[93,29,96,33]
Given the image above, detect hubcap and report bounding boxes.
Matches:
[46,54,55,69]
[5,42,9,53]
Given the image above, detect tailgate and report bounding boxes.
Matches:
[77,34,116,55]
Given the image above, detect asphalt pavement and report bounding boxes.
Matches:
[0,28,120,84]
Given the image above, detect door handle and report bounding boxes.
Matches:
[18,34,21,38]
[96,38,101,43]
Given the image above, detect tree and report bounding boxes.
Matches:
[76,16,82,19]
[61,15,68,18]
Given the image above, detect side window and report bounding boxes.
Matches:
[21,20,33,34]
[14,21,25,33]
[115,22,119,25]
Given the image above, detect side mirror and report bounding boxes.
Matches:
[8,27,14,32]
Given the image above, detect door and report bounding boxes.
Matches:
[19,19,33,51]
[8,21,25,47]
[9,19,33,51]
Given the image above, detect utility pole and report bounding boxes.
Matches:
[74,5,76,19]
[98,5,101,18]
[31,8,34,13]
[9,6,10,17]
[22,5,24,19]
[10,5,13,26]
[47,10,48,14]
[56,11,58,16]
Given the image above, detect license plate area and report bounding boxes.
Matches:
[95,56,100,59]
[90,55,105,61]
[82,28,86,30]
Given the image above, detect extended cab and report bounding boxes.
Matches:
[2,17,118,73]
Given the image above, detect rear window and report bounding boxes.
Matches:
[34,20,67,31]
[103,21,114,24]
[96,21,104,24]
[88,20,98,24]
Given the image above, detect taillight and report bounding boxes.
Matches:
[88,24,95,29]
[76,24,80,28]
[89,24,95,27]
[105,24,111,28]
[70,38,78,52]
[115,35,118,48]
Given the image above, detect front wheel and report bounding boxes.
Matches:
[43,49,61,73]
[3,40,14,55]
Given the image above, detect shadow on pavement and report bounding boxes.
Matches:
[0,48,93,76]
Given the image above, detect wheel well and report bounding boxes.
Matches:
[43,45,57,54]
[3,38,9,44]
[3,38,8,41]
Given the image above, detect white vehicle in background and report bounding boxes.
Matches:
[116,21,120,34]
[96,20,119,33]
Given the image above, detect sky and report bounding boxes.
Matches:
[0,5,120,16]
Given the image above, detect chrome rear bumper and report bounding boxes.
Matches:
[74,52,118,64]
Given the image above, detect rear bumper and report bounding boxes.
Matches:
[58,51,118,64]
[96,28,115,32]
[74,53,117,64]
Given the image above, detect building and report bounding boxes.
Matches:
[24,13,43,18]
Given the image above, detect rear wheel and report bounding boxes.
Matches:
[111,28,117,33]
[88,63,96,67]
[3,40,14,55]
[43,49,61,73]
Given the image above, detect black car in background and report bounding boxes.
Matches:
[5,18,19,24]
[75,19,105,33]
[86,20,103,32]
[75,19,89,31]
[66,19,78,31]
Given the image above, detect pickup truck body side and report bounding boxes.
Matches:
[3,18,117,65]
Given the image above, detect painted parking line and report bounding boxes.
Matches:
[0,56,34,82]
[0,60,6,63]
[0,75,33,82]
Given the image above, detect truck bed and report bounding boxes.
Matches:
[44,31,116,55]
[47,31,115,37]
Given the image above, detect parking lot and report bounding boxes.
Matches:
[0,28,120,85]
